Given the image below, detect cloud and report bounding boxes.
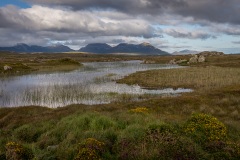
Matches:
[164,28,216,40]
[232,41,240,44]
[176,0,240,25]
[0,5,33,29]
[212,24,240,36]
[0,28,49,46]
[24,0,186,14]
[24,0,240,25]
[1,1,239,53]
[0,5,160,38]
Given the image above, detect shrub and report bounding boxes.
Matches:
[5,142,34,160]
[184,113,227,144]
[147,122,175,135]
[75,138,106,160]
[116,125,205,160]
[0,151,6,160]
[129,107,149,114]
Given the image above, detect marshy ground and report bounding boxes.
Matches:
[0,52,240,159]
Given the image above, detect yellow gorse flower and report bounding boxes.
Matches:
[184,113,227,142]
[129,107,149,113]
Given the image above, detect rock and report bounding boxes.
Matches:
[169,59,176,64]
[189,55,198,63]
[47,145,59,151]
[176,59,188,64]
[144,60,156,64]
[198,55,206,63]
[3,65,12,71]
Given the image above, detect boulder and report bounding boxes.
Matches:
[169,59,176,64]
[3,65,12,71]
[198,55,206,63]
[189,55,198,63]
[144,60,156,64]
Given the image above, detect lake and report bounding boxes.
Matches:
[0,60,191,108]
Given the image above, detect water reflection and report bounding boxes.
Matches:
[0,60,192,108]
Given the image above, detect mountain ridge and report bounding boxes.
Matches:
[0,43,74,53]
[79,43,169,55]
[0,43,170,55]
[172,49,200,55]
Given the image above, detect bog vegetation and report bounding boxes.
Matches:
[0,52,240,159]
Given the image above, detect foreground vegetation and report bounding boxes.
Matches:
[0,52,240,159]
[1,108,239,160]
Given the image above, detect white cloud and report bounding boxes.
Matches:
[1,5,158,38]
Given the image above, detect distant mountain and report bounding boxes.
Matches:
[0,43,74,53]
[172,49,199,55]
[80,43,112,54]
[79,42,169,55]
[0,42,169,55]
[45,45,74,52]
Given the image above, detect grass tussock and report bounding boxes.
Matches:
[0,110,239,159]
[46,58,81,66]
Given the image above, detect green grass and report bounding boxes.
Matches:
[46,58,81,66]
[0,63,35,74]
[1,109,239,159]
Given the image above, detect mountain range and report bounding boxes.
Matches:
[79,42,169,55]
[0,43,74,53]
[0,43,169,55]
[172,49,199,55]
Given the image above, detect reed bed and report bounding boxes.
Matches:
[118,66,240,91]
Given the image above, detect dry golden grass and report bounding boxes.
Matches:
[118,66,240,91]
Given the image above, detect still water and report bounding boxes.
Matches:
[0,61,191,108]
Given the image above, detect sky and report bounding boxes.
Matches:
[0,0,240,53]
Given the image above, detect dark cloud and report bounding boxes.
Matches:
[175,0,240,25]
[24,0,240,25]
[211,24,240,36]
[24,0,186,14]
[0,28,49,46]
[0,5,160,39]
[0,5,32,29]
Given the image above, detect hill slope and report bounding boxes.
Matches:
[0,44,74,53]
[79,42,169,55]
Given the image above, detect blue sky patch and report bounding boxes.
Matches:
[0,0,30,8]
